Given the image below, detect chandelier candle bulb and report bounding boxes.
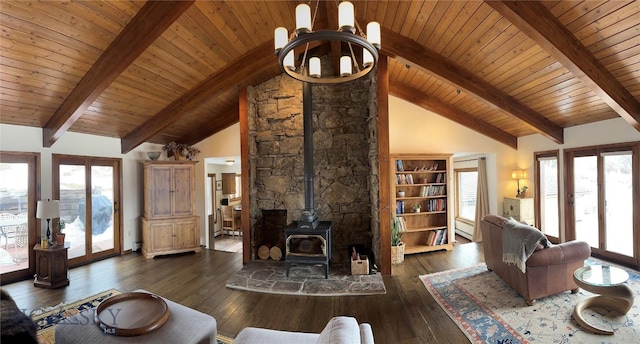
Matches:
[363,50,373,67]
[274,27,288,51]
[338,1,355,33]
[367,22,381,49]
[295,4,311,34]
[284,51,295,70]
[309,57,321,78]
[340,56,352,77]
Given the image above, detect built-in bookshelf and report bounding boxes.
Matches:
[391,154,453,254]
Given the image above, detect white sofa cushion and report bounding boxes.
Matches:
[315,316,360,344]
[235,327,319,344]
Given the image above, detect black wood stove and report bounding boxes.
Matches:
[284,81,332,278]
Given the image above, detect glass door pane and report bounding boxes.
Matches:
[573,156,598,248]
[91,166,114,254]
[60,164,87,260]
[0,163,30,274]
[603,153,633,256]
[539,157,559,238]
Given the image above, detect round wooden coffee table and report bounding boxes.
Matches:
[573,265,634,335]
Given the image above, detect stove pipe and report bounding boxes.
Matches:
[298,81,319,229]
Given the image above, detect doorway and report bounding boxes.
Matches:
[205,158,242,253]
[0,152,39,284]
[564,142,639,268]
[53,155,121,266]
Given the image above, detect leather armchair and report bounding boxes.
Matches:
[481,214,591,305]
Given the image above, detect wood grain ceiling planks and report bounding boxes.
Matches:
[488,1,640,131]
[40,0,195,147]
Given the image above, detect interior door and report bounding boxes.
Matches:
[53,155,121,266]
[565,143,639,268]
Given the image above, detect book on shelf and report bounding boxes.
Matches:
[396,160,404,172]
[427,231,436,246]
[439,231,448,245]
[433,229,445,246]
[426,199,446,212]
[396,200,405,214]
[419,185,446,197]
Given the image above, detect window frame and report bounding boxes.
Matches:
[534,150,561,243]
[454,167,478,226]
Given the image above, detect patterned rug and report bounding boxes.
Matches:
[226,260,386,296]
[420,259,639,343]
[33,289,233,344]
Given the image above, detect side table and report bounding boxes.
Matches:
[573,264,633,335]
[33,243,70,289]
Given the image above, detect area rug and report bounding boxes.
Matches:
[33,289,233,344]
[420,259,639,343]
[226,260,386,296]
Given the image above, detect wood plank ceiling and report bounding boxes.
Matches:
[1,1,639,152]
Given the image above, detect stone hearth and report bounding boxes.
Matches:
[226,260,386,296]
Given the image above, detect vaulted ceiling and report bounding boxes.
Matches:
[1,1,639,153]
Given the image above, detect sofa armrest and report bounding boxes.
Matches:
[527,240,591,267]
[360,323,374,344]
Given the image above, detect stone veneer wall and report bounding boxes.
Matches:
[247,71,379,265]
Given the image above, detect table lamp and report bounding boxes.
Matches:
[511,169,525,198]
[36,199,60,244]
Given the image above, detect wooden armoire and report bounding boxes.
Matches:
[141,161,200,258]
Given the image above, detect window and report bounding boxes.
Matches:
[231,174,242,201]
[535,151,560,241]
[455,169,477,223]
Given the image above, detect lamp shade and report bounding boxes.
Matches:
[511,169,525,180]
[36,200,59,219]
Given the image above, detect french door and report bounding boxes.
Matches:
[0,152,39,284]
[565,142,639,269]
[53,155,121,266]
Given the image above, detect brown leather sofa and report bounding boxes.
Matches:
[481,214,591,305]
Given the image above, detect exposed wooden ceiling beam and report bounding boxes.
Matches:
[488,1,640,132]
[390,82,518,149]
[120,40,276,154]
[179,107,240,146]
[42,0,194,147]
[377,24,564,144]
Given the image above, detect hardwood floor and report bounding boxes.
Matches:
[3,242,484,343]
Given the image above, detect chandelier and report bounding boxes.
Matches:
[274,1,381,84]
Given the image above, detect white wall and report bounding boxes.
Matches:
[0,123,161,252]
[389,96,516,217]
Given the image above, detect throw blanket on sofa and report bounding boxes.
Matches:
[502,219,551,273]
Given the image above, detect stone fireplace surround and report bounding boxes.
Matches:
[247,67,380,266]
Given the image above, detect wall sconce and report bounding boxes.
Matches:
[511,169,525,198]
